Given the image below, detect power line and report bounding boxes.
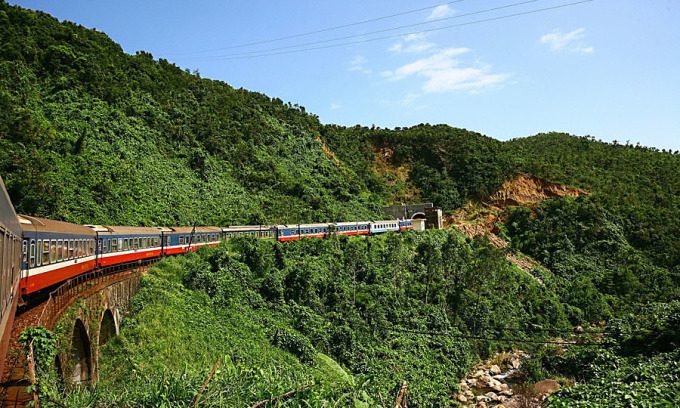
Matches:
[384,326,605,346]
[206,0,546,59]
[173,0,471,55]
[200,0,593,60]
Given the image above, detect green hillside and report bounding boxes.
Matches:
[0,1,382,226]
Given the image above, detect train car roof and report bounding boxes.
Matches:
[101,226,163,235]
[221,225,274,232]
[276,223,332,228]
[169,226,222,233]
[334,221,368,226]
[18,215,95,236]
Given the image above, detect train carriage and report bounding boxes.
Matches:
[398,219,414,231]
[0,177,22,375]
[369,220,400,235]
[164,226,222,255]
[86,225,163,267]
[20,216,97,295]
[333,221,370,237]
[276,223,331,241]
[222,225,276,239]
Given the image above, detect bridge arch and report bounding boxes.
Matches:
[70,319,92,385]
[411,212,427,220]
[98,309,118,347]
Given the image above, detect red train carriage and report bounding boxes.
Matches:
[19,216,97,295]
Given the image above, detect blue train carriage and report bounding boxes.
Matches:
[85,225,163,267]
[276,223,333,241]
[398,219,414,231]
[221,225,276,240]
[19,215,97,295]
[164,226,222,255]
[369,220,400,235]
[0,177,22,376]
[333,221,370,237]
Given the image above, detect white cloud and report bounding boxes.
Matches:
[428,4,454,20]
[348,55,372,74]
[382,47,509,93]
[330,102,342,110]
[388,32,434,54]
[541,28,594,54]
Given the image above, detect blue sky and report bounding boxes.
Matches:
[10,0,680,150]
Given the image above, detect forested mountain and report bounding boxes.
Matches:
[1,2,678,406]
[0,1,382,226]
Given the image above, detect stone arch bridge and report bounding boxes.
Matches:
[1,261,153,406]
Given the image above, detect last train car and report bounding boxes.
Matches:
[0,177,22,376]
[19,215,97,294]
[398,219,414,231]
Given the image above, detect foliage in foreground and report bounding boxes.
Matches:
[34,230,569,406]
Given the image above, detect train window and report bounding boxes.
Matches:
[49,240,56,263]
[89,240,94,256]
[134,238,139,249]
[111,239,118,252]
[179,235,184,245]
[22,240,27,265]
[28,239,35,268]
[122,239,128,251]
[57,240,63,262]
[62,241,67,260]
[42,240,50,264]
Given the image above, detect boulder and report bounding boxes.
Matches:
[459,382,469,392]
[511,359,521,369]
[476,395,487,402]
[480,374,493,385]
[500,389,513,397]
[478,402,488,408]
[488,378,501,388]
[485,391,500,401]
[473,370,486,378]
[464,390,474,399]
[533,379,561,396]
[466,378,478,387]
[489,364,502,375]
[457,394,467,403]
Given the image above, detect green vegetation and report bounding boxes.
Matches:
[0,1,382,226]
[34,232,568,406]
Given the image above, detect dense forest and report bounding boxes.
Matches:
[1,1,678,407]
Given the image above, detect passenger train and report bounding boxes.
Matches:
[0,175,414,367]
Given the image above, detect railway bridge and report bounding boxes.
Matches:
[1,261,153,406]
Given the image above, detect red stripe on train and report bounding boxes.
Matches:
[21,259,98,294]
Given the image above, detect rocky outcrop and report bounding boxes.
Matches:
[454,350,566,407]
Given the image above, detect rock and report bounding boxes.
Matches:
[480,374,493,385]
[457,394,467,403]
[492,383,504,392]
[478,402,487,408]
[485,391,500,401]
[466,378,478,387]
[500,389,513,397]
[533,379,561,396]
[511,359,521,369]
[489,364,502,375]
[473,370,486,378]
[459,382,469,392]
[488,378,501,387]
[476,395,487,402]
[464,390,474,399]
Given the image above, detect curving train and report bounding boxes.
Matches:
[17,218,413,295]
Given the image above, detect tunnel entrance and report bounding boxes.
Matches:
[70,319,91,385]
[99,309,117,347]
